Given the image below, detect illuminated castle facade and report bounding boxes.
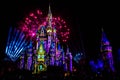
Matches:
[18,6,73,74]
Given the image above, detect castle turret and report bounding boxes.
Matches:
[47,5,52,28]
[46,5,53,52]
[26,40,33,70]
[55,43,61,66]
[100,28,115,72]
[33,42,47,74]
[65,46,73,72]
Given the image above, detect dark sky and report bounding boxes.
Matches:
[0,0,119,60]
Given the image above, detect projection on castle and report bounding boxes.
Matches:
[5,5,73,74]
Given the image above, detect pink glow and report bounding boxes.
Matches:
[40,12,42,15]
[54,18,57,20]
[65,40,66,42]
[34,16,37,19]
[59,26,62,28]
[43,22,46,25]
[37,10,40,14]
[67,29,70,31]
[32,33,35,37]
[29,20,31,22]
[67,32,70,34]
[37,10,42,15]
[26,18,29,20]
[30,13,34,16]
[52,22,55,25]
[19,9,70,43]
[58,17,60,21]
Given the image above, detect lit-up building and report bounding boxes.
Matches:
[100,28,115,72]
[18,6,73,74]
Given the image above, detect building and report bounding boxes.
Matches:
[18,5,73,74]
[100,28,115,72]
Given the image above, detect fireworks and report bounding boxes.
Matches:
[19,9,70,43]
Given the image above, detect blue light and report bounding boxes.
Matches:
[89,59,104,72]
[5,27,12,54]
[73,53,83,63]
[5,27,28,61]
[40,65,43,70]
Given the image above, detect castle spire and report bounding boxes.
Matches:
[101,27,104,33]
[48,4,52,15]
[46,4,53,52]
[46,4,52,32]
[47,4,52,28]
[66,45,70,55]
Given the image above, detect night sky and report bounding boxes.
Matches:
[0,0,119,60]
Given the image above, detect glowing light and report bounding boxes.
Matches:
[34,16,37,19]
[30,13,34,16]
[58,17,60,20]
[63,21,66,24]
[32,33,35,37]
[5,27,28,61]
[37,10,40,14]
[53,29,56,33]
[26,17,29,20]
[89,59,104,72]
[101,29,115,72]
[47,29,52,33]
[67,29,70,31]
[37,43,45,62]
[43,22,46,25]
[73,53,85,64]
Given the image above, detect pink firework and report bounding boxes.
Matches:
[52,17,70,42]
[19,9,70,43]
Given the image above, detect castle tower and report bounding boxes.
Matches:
[46,5,53,53]
[47,5,52,28]
[19,51,25,69]
[33,42,47,74]
[55,42,61,66]
[40,26,47,49]
[100,28,115,72]
[26,40,33,70]
[65,46,73,72]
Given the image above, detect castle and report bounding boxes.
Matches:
[18,5,73,74]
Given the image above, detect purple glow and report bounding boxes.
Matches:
[70,53,72,72]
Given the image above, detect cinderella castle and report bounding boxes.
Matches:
[11,5,73,74]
